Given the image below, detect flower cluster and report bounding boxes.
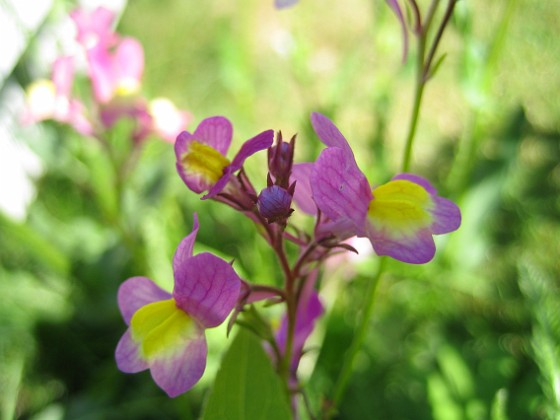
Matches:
[24,6,191,144]
[117,111,461,398]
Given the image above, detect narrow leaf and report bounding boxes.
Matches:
[202,328,292,420]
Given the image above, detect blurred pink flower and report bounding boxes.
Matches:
[23,56,93,135]
[87,37,144,104]
[70,6,118,49]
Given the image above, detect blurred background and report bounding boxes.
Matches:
[1,0,559,418]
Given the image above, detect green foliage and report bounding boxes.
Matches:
[202,328,292,420]
[3,0,559,418]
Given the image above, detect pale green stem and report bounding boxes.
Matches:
[331,257,387,409]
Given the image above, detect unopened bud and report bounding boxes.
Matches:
[257,185,293,223]
[268,131,295,187]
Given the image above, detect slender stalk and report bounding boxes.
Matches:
[401,0,458,173]
[401,0,437,173]
[423,0,458,80]
[401,67,426,173]
[330,257,387,409]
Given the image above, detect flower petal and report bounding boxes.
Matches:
[114,37,144,86]
[311,112,352,153]
[366,223,436,264]
[70,6,116,48]
[118,276,171,325]
[192,116,233,155]
[392,173,437,195]
[391,173,461,235]
[173,213,200,272]
[229,129,274,171]
[115,329,148,373]
[311,147,372,231]
[173,253,241,328]
[175,129,231,194]
[149,328,207,398]
[128,299,208,397]
[431,196,461,234]
[87,45,113,103]
[291,163,316,215]
[52,56,74,97]
[203,129,274,199]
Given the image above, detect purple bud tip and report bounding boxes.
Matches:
[257,185,293,222]
[268,133,295,186]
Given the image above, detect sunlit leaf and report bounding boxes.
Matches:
[202,328,292,420]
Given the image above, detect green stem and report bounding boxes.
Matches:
[401,71,426,173]
[330,257,387,409]
[401,0,459,173]
[401,1,432,173]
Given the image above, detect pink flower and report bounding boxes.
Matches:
[23,56,92,135]
[87,37,144,104]
[70,6,118,49]
[175,116,274,199]
[148,98,193,143]
[115,214,242,397]
[309,113,461,264]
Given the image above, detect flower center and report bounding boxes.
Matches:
[115,77,140,97]
[367,180,433,234]
[130,299,196,359]
[181,141,231,186]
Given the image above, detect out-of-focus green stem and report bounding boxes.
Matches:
[330,257,387,410]
[402,0,458,173]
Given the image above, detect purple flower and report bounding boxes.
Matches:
[115,214,242,397]
[175,116,274,199]
[275,0,299,9]
[310,112,461,264]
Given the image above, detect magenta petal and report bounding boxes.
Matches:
[115,38,144,82]
[192,116,233,155]
[87,45,113,103]
[229,129,274,171]
[203,129,274,199]
[52,56,74,97]
[201,166,235,200]
[366,224,436,264]
[173,253,241,328]
[311,148,372,230]
[173,213,200,271]
[431,196,461,234]
[118,277,171,325]
[115,330,148,373]
[291,163,316,215]
[149,329,207,397]
[392,173,437,195]
[310,112,353,154]
[71,6,116,48]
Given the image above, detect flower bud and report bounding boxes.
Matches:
[268,131,295,187]
[257,185,293,223]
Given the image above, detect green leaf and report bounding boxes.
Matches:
[202,328,292,420]
[0,212,69,275]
